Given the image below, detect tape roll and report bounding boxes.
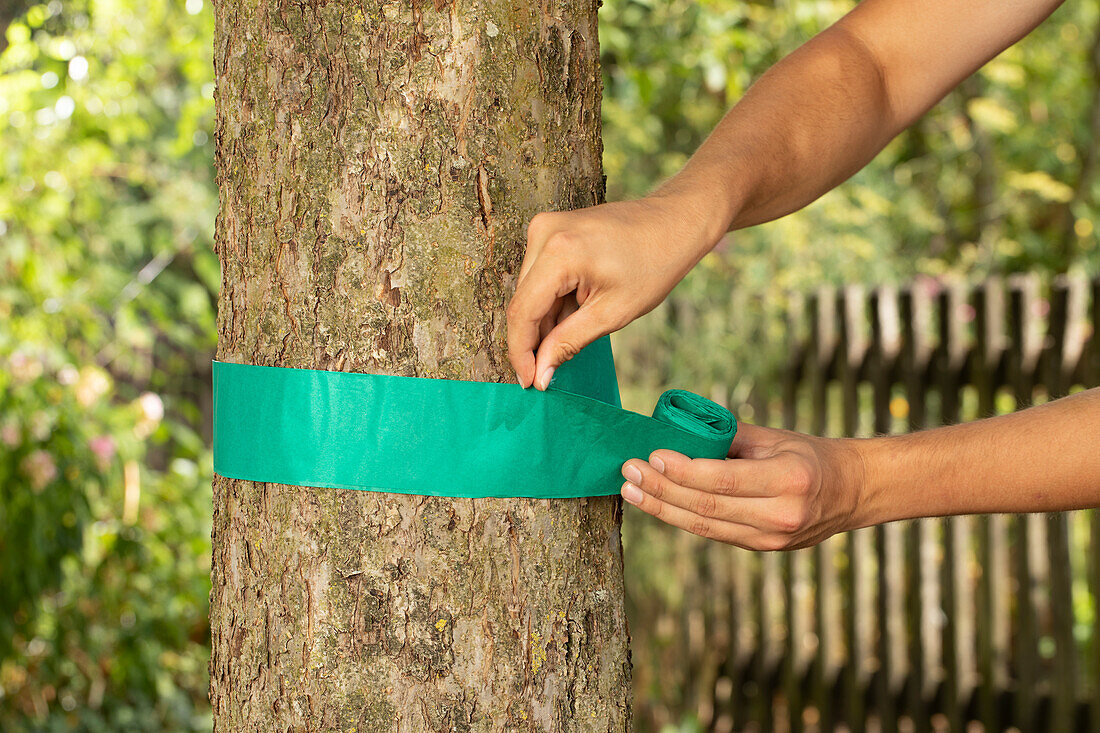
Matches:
[212,337,736,498]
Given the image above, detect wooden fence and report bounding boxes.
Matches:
[630,273,1100,732]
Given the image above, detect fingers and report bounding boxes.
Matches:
[506,255,577,389]
[647,449,774,497]
[508,213,559,388]
[620,446,823,550]
[539,292,578,341]
[518,211,553,284]
[538,298,565,342]
[531,301,610,390]
[619,479,774,547]
[622,458,799,534]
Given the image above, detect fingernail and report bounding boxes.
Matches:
[622,464,642,485]
[538,366,555,390]
[650,455,665,473]
[621,483,643,505]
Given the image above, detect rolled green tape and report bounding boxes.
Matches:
[212,337,736,498]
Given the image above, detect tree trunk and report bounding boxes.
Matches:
[208,0,630,730]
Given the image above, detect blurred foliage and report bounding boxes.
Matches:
[2,0,1099,730]
[0,0,215,729]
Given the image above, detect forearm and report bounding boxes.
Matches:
[853,388,1100,526]
[656,22,897,240]
[655,0,1064,250]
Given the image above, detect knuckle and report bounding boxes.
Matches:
[506,294,529,321]
[556,340,581,359]
[648,475,668,500]
[774,505,808,534]
[526,212,552,242]
[691,493,718,519]
[783,463,814,496]
[543,230,575,254]
[711,470,739,496]
[688,518,713,539]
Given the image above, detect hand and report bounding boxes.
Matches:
[506,195,721,390]
[619,423,867,550]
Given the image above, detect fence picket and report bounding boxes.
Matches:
[868,287,904,731]
[727,547,753,733]
[937,283,974,731]
[809,288,841,731]
[1045,277,1079,733]
[972,278,1008,731]
[752,549,776,730]
[899,285,934,731]
[839,286,870,732]
[1008,275,1043,731]
[781,293,806,733]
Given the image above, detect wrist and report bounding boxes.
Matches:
[830,436,887,530]
[649,169,744,254]
[847,435,916,529]
[820,437,871,532]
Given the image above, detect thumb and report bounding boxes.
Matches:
[532,303,610,390]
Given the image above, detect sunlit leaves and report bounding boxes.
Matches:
[1,0,214,729]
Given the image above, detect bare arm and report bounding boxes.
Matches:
[666,0,1064,233]
[620,389,1100,550]
[507,0,1065,389]
[857,387,1100,523]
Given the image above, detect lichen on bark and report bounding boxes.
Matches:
[209,0,630,730]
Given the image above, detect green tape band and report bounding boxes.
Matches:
[212,337,736,498]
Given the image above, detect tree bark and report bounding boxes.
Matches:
[209,0,631,730]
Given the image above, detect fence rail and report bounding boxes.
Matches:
[632,272,1100,732]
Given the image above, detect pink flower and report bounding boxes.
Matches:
[0,422,19,448]
[20,450,58,492]
[89,435,116,470]
[9,351,44,383]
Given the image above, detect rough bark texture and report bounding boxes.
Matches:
[209,0,631,730]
